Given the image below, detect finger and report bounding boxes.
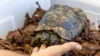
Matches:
[42,42,82,56]
[62,42,82,50]
[33,47,39,53]
[39,44,46,50]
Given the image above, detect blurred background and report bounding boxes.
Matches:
[0,0,100,38]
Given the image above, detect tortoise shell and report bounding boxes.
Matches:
[35,4,88,40]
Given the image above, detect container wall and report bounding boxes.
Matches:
[0,0,51,38]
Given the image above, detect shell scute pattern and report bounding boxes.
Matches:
[35,4,88,40]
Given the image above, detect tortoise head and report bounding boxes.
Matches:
[30,30,65,47]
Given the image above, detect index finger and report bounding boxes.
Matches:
[42,42,82,56]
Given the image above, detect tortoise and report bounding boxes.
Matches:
[30,4,89,47]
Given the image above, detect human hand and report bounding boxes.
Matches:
[31,42,82,56]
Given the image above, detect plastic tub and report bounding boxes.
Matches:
[0,0,51,38]
[0,0,100,38]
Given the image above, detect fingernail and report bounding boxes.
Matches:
[75,44,82,50]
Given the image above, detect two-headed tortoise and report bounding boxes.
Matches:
[30,4,89,47]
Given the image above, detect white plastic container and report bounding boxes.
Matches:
[0,0,51,38]
[0,0,100,38]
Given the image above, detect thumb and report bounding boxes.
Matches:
[42,42,82,56]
